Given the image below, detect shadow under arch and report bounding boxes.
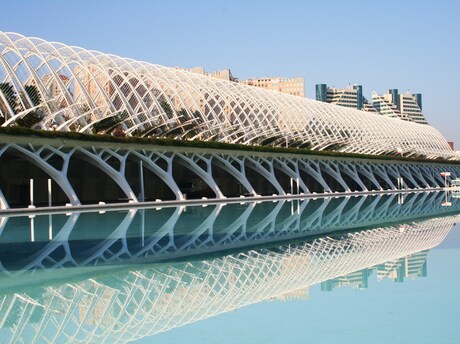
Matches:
[211,157,252,197]
[124,153,178,201]
[0,148,73,208]
[67,150,133,204]
[243,157,284,196]
[172,153,223,199]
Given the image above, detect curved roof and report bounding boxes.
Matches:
[0,32,455,159]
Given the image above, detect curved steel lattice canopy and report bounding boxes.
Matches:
[0,32,456,159]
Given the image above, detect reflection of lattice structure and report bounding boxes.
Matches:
[0,32,456,160]
[1,192,459,276]
[0,215,455,343]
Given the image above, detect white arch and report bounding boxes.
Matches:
[0,31,457,160]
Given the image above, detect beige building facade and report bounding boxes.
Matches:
[372,89,428,125]
[180,66,304,97]
[241,76,304,97]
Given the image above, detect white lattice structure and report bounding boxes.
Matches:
[1,135,460,209]
[0,213,455,343]
[0,32,456,159]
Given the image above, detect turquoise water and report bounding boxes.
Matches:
[149,245,460,344]
[0,192,459,343]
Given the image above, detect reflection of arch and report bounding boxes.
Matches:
[0,215,8,234]
[0,192,459,275]
[273,201,305,233]
[173,204,224,249]
[79,210,137,265]
[299,198,330,228]
[335,195,369,225]
[245,200,286,238]
[134,206,183,257]
[19,214,79,271]
[0,214,454,344]
[213,203,256,245]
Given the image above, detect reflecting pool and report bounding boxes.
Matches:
[0,191,459,343]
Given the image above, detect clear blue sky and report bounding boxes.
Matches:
[2,0,459,145]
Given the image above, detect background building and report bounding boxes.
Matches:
[316,83,428,125]
[372,89,428,125]
[179,67,304,97]
[179,67,239,82]
[241,76,304,97]
[315,83,377,112]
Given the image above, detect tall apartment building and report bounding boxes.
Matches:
[73,64,115,109]
[315,84,377,112]
[316,84,428,125]
[372,89,428,125]
[371,90,403,119]
[241,76,305,97]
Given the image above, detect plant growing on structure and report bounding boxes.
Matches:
[23,85,42,107]
[13,85,45,128]
[180,110,205,139]
[160,101,174,120]
[1,126,458,165]
[0,82,17,123]
[92,110,128,134]
[162,108,205,139]
[112,125,126,137]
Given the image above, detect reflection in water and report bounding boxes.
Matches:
[0,192,458,272]
[320,250,428,292]
[0,192,458,343]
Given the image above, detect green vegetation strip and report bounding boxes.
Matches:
[0,126,458,165]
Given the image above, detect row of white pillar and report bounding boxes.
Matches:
[28,178,53,208]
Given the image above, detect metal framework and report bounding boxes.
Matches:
[1,138,459,209]
[0,32,457,159]
[0,208,456,343]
